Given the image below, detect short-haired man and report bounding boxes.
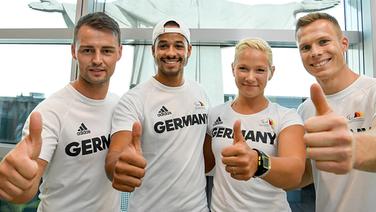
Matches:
[105,19,209,211]
[296,12,376,212]
[0,12,122,211]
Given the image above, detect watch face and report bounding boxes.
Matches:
[254,149,271,177]
[262,154,270,169]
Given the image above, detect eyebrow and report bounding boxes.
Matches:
[297,43,307,48]
[158,40,185,44]
[79,45,117,49]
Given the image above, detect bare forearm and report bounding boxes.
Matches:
[203,135,215,173]
[262,157,305,190]
[293,159,313,190]
[354,133,376,172]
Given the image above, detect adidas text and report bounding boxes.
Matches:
[77,130,91,136]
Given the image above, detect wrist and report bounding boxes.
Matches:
[253,148,271,178]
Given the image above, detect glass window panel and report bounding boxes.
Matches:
[0,0,77,28]
[0,44,71,145]
[108,45,134,96]
[102,0,344,29]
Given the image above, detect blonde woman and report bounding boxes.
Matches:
[204,38,306,211]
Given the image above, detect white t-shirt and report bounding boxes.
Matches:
[208,101,303,212]
[112,77,210,212]
[298,75,376,212]
[23,84,120,212]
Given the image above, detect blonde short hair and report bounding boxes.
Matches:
[295,12,342,38]
[234,38,273,69]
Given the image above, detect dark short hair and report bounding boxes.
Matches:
[73,12,121,45]
[295,12,342,37]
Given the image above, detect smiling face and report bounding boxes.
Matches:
[296,19,348,81]
[153,33,190,75]
[72,25,122,87]
[152,28,192,86]
[232,47,274,100]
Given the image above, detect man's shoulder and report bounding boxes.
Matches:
[38,85,72,105]
[209,102,229,117]
[105,92,120,104]
[117,79,155,108]
[358,75,376,90]
[127,78,154,93]
[186,79,205,89]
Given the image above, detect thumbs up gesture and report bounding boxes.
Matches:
[112,122,147,192]
[0,112,43,202]
[304,84,354,174]
[221,120,259,180]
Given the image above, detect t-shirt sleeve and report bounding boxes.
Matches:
[111,91,143,135]
[297,98,315,122]
[22,104,61,163]
[278,108,303,133]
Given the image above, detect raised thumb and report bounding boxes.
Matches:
[233,120,245,145]
[28,112,43,160]
[311,83,332,116]
[132,121,142,153]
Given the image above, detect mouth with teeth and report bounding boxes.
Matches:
[311,58,331,68]
[162,58,182,67]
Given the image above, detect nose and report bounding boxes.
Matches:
[166,46,177,57]
[310,44,322,57]
[245,70,256,82]
[92,51,103,65]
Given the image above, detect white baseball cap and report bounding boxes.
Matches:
[152,18,191,45]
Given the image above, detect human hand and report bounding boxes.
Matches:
[112,122,147,192]
[304,84,354,174]
[221,120,258,180]
[298,0,340,13]
[0,112,42,201]
[28,0,64,12]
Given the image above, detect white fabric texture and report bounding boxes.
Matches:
[208,101,303,212]
[23,84,120,212]
[298,75,376,212]
[112,77,210,212]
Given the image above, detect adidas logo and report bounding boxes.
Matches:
[194,101,205,109]
[157,106,172,117]
[77,123,91,136]
[213,117,223,126]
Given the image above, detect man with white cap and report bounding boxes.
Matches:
[105,19,210,212]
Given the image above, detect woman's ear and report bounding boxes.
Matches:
[231,62,235,77]
[268,66,275,80]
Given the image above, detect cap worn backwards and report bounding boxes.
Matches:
[152,18,191,45]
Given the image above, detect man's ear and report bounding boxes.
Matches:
[341,36,349,53]
[186,44,192,58]
[152,45,156,57]
[71,44,77,60]
[117,45,123,61]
